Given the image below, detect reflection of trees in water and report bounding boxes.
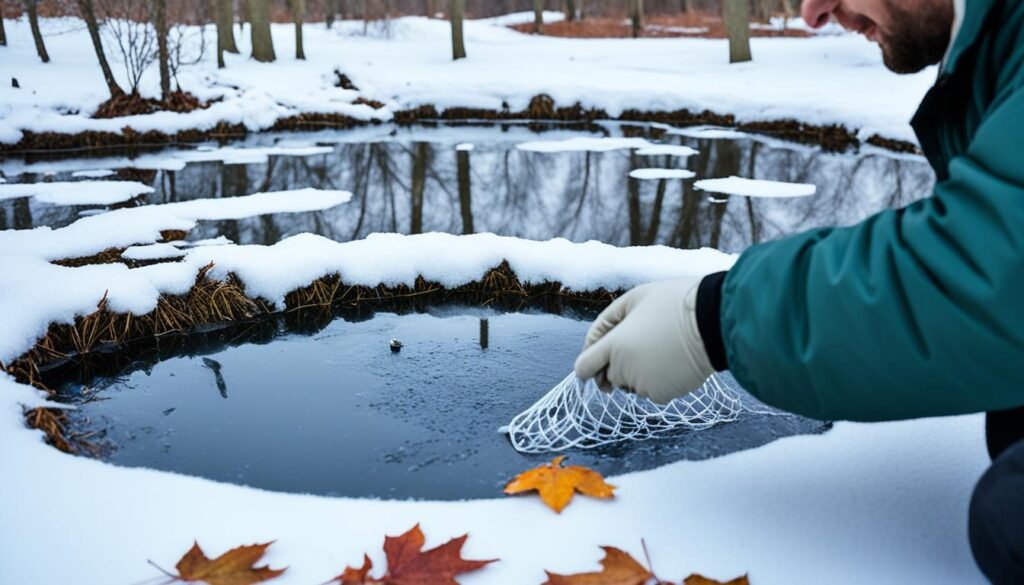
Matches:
[153,136,940,253]
[5,131,937,257]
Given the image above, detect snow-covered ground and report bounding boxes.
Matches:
[0,202,991,584]
[0,13,934,146]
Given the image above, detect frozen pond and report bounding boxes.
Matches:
[0,122,935,254]
[46,309,828,499]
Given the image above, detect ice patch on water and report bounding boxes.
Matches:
[695,176,817,198]
[629,168,697,180]
[0,181,154,206]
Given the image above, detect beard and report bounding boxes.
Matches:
[877,0,954,74]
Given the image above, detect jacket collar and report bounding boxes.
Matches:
[942,0,1000,75]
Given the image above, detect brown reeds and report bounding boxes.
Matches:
[4,260,620,452]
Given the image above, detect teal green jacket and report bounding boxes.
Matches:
[710,0,1024,421]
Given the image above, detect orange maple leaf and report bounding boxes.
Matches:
[173,541,285,585]
[504,456,616,513]
[330,524,496,585]
[543,546,653,585]
[683,574,750,585]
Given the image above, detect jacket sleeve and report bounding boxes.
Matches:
[719,86,1024,422]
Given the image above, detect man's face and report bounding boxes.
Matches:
[801,0,954,73]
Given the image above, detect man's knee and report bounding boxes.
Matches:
[970,441,1024,584]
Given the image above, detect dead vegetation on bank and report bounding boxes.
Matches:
[0,92,920,155]
[3,260,621,453]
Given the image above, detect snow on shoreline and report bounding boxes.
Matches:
[0,15,933,147]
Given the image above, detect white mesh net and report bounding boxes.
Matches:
[503,372,752,453]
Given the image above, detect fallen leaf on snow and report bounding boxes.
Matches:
[505,455,615,513]
[543,546,653,584]
[683,574,750,585]
[173,541,285,585]
[330,523,496,584]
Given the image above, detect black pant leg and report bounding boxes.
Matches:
[986,405,1024,460]
[969,440,1024,584]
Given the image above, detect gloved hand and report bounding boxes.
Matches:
[573,276,715,404]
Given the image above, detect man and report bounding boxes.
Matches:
[574,0,1024,582]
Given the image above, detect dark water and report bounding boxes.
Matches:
[0,122,935,254]
[48,309,828,499]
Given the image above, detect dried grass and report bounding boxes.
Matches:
[4,260,620,452]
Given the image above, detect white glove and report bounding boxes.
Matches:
[573,276,715,404]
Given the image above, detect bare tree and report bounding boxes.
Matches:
[533,0,542,33]
[0,4,7,47]
[723,0,752,63]
[76,0,124,97]
[325,0,337,27]
[214,0,238,69]
[148,0,171,99]
[630,0,643,38]
[563,0,575,22]
[248,0,276,62]
[289,0,306,59]
[168,21,207,89]
[449,0,465,60]
[423,0,434,17]
[24,0,50,62]
[102,2,156,93]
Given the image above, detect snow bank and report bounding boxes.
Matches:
[0,15,933,146]
[0,180,154,206]
[695,176,817,198]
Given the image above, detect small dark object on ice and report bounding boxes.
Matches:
[390,338,403,353]
[12,78,19,88]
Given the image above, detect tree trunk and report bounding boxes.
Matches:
[325,0,336,27]
[630,0,643,38]
[533,0,543,34]
[75,0,123,97]
[24,0,50,63]
[289,0,305,59]
[723,0,752,63]
[410,143,428,234]
[780,0,795,18]
[564,0,575,22]
[683,0,694,13]
[215,0,239,60]
[578,0,585,20]
[0,5,7,47]
[423,0,434,17]
[248,0,276,62]
[148,0,171,99]
[449,0,465,60]
[457,149,473,234]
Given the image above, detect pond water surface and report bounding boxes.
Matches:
[47,309,829,499]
